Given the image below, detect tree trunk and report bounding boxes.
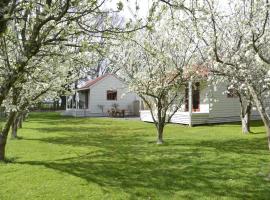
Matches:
[18,115,23,128]
[142,97,167,145]
[156,101,165,145]
[11,122,17,139]
[238,94,252,134]
[241,114,250,134]
[248,85,270,150]
[0,134,6,161]
[157,124,164,144]
[11,115,19,139]
[22,111,28,121]
[0,0,13,36]
[241,102,251,134]
[0,111,17,161]
[267,126,270,151]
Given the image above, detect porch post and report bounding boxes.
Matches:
[188,79,193,127]
[139,98,143,110]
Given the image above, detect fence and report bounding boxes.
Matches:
[31,101,66,111]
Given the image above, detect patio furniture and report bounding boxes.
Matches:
[108,109,125,118]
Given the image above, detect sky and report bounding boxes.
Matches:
[107,0,152,21]
[106,0,230,20]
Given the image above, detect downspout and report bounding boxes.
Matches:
[188,78,193,127]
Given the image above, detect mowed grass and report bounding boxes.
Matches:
[1,112,270,200]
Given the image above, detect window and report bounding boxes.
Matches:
[107,90,117,100]
[227,88,238,98]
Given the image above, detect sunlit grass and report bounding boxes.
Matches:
[0,112,270,199]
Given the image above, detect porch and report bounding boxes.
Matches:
[64,89,97,117]
[66,89,89,110]
[139,80,210,126]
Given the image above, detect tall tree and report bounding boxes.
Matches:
[193,0,270,147]
[113,11,199,144]
[0,0,148,161]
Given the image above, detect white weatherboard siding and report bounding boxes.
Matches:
[209,84,240,118]
[89,75,139,114]
[140,111,210,125]
[140,82,270,125]
[207,83,270,123]
[140,110,154,122]
[63,74,139,117]
[171,112,210,125]
[140,110,192,124]
[63,109,106,117]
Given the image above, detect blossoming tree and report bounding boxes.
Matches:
[113,12,199,144]
[0,0,147,161]
[192,0,270,146]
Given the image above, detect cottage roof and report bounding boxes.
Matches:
[79,74,116,90]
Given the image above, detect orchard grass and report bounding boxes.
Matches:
[1,112,270,200]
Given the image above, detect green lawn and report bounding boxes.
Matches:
[1,112,270,200]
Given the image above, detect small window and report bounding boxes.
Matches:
[107,90,117,100]
[227,88,238,98]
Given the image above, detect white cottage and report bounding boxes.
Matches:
[140,80,267,126]
[63,74,140,117]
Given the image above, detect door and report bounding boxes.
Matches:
[185,82,200,112]
[192,82,200,112]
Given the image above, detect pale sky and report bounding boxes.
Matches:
[106,0,229,20]
[107,0,152,21]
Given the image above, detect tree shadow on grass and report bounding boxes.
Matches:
[17,129,270,199]
[17,113,270,199]
[17,147,270,199]
[250,120,265,127]
[24,123,270,155]
[26,118,114,126]
[199,120,265,129]
[197,137,269,155]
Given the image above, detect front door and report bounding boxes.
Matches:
[185,82,200,112]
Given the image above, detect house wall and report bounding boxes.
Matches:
[140,81,270,125]
[140,110,210,125]
[209,83,241,118]
[202,82,270,121]
[207,82,270,123]
[88,75,139,114]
